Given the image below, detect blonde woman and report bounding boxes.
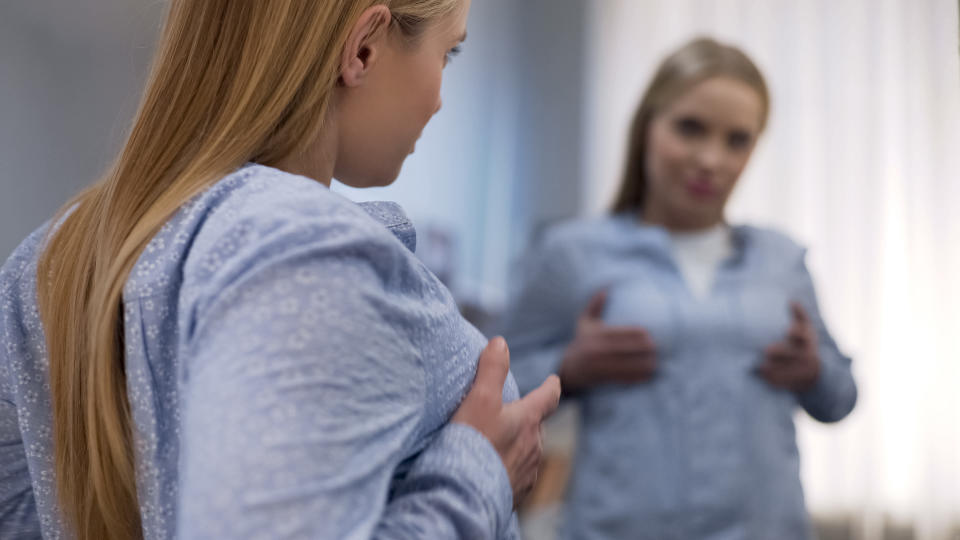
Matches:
[504,38,856,539]
[0,1,561,539]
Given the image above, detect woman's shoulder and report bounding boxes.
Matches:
[127,164,411,299]
[736,224,806,258]
[734,224,809,277]
[0,221,52,301]
[190,164,393,249]
[535,214,635,255]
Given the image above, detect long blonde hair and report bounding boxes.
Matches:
[612,37,770,213]
[36,1,460,538]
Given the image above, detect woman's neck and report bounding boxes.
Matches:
[271,117,338,187]
[640,209,726,233]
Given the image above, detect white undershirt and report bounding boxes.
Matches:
[668,224,734,300]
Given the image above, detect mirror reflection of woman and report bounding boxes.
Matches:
[0,1,561,538]
[504,38,856,540]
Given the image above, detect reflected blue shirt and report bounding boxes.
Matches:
[502,215,857,540]
[0,164,521,539]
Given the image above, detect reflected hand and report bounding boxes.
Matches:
[453,337,562,508]
[558,290,657,395]
[757,302,821,393]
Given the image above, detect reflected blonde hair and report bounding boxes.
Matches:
[612,37,770,213]
[36,1,460,538]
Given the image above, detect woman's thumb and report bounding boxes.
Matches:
[468,337,510,404]
[583,290,608,320]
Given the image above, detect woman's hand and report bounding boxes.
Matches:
[757,302,821,393]
[558,291,657,394]
[453,337,562,508]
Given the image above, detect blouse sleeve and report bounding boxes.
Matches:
[790,254,858,423]
[176,223,513,539]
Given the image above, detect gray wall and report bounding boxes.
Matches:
[0,0,162,259]
[513,0,588,235]
[0,1,163,259]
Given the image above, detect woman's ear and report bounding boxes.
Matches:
[339,5,393,87]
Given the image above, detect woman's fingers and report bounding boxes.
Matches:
[462,337,510,410]
[756,359,795,388]
[790,301,810,325]
[591,353,658,382]
[473,337,510,395]
[581,290,608,321]
[518,375,562,421]
[589,327,656,355]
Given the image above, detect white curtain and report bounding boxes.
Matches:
[583,0,960,538]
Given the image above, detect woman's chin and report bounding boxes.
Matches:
[337,166,404,189]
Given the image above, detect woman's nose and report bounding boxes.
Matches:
[694,140,725,170]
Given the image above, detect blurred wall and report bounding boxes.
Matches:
[0,1,163,258]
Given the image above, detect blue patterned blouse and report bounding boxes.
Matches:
[0,164,521,539]
[501,215,857,540]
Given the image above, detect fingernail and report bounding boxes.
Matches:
[490,336,508,352]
